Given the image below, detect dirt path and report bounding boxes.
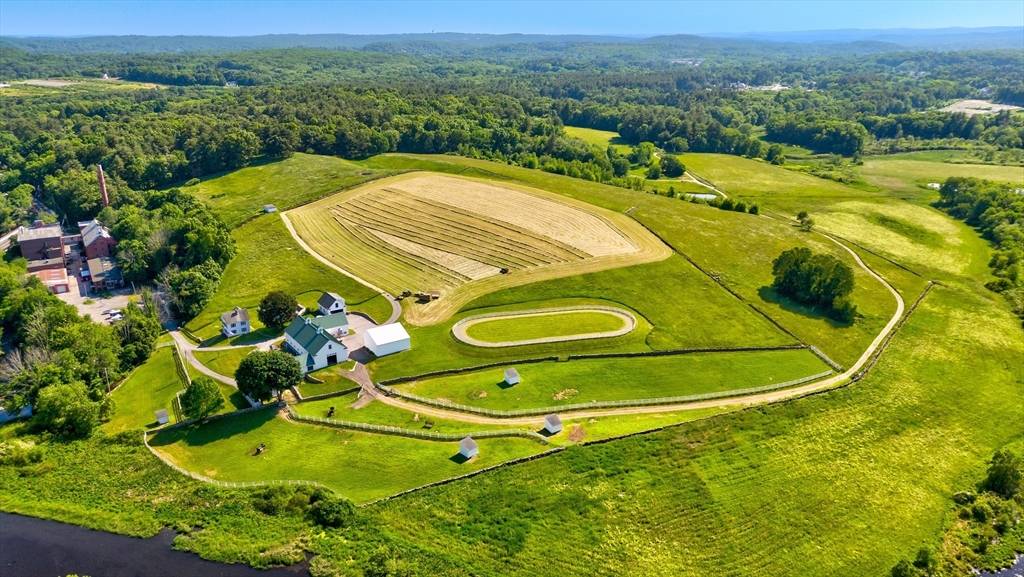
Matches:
[279,212,402,324]
[681,171,728,198]
[451,305,636,348]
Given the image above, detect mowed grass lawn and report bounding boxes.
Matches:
[194,346,255,377]
[148,409,546,503]
[294,392,540,436]
[398,348,830,411]
[184,153,399,227]
[464,309,629,343]
[105,347,185,432]
[185,215,391,340]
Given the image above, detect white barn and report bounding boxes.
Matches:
[283,316,349,373]
[543,414,563,434]
[317,291,347,315]
[364,323,411,357]
[459,436,479,459]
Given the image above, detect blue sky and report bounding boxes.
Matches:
[1,1,1021,37]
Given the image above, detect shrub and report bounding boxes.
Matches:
[984,449,1022,498]
[0,441,45,466]
[310,495,357,528]
[748,204,760,215]
[34,383,100,438]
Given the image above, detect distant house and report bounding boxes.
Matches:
[504,367,520,385]
[284,316,349,373]
[220,307,251,337]
[459,436,479,459]
[78,219,117,259]
[543,414,563,435]
[86,256,123,291]
[26,257,64,272]
[29,268,70,294]
[317,291,346,315]
[17,222,64,262]
[311,312,349,338]
[363,323,411,357]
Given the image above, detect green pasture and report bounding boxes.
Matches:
[563,125,631,154]
[194,346,255,377]
[148,410,546,503]
[184,214,390,340]
[366,282,1024,576]
[859,153,1024,196]
[463,310,629,344]
[679,152,876,201]
[398,348,830,411]
[295,362,359,398]
[185,152,399,227]
[105,348,185,432]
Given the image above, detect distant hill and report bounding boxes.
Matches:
[725,26,1024,50]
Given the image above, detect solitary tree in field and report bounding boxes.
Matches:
[660,154,685,177]
[235,350,302,403]
[180,377,224,420]
[796,211,815,231]
[258,290,297,331]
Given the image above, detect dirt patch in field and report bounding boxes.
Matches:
[568,424,587,442]
[939,99,1023,116]
[553,388,579,401]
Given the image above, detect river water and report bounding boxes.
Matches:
[0,512,309,577]
[981,554,1024,577]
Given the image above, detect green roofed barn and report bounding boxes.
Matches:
[283,316,349,373]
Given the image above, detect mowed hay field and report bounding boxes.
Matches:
[287,172,670,324]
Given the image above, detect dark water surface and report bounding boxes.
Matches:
[0,512,309,577]
[981,554,1024,577]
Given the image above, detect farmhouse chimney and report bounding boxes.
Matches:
[96,164,109,207]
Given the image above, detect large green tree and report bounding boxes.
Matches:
[179,376,225,420]
[235,350,302,402]
[34,383,100,438]
[258,291,297,331]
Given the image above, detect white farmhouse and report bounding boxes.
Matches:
[459,436,479,459]
[283,316,349,373]
[364,323,411,357]
[317,291,347,315]
[220,307,251,337]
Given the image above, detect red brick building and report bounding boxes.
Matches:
[17,223,64,262]
[78,219,117,259]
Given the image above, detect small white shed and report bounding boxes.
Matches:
[504,367,520,385]
[364,323,411,357]
[459,436,479,459]
[543,414,563,434]
[155,409,169,425]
